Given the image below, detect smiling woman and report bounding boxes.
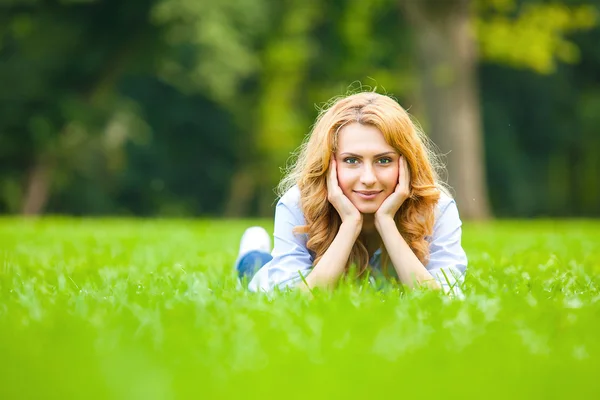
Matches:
[335,123,400,216]
[235,92,467,295]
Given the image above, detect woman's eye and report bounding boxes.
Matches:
[344,157,358,164]
[378,158,392,164]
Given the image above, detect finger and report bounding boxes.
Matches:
[402,156,411,193]
[331,157,338,184]
[395,157,408,195]
[398,156,404,185]
[393,182,402,195]
[327,157,337,191]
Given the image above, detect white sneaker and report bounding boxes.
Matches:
[237,226,271,258]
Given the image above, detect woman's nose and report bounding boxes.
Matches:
[360,165,377,186]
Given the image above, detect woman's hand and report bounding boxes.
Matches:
[327,158,362,225]
[301,158,363,291]
[375,155,411,226]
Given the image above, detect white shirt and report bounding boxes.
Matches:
[248,185,467,295]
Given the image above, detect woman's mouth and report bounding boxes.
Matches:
[354,190,382,200]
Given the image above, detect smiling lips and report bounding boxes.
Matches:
[354,190,382,200]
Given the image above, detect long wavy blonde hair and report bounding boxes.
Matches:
[278,92,447,277]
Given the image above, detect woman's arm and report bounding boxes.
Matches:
[300,157,362,290]
[300,158,363,291]
[375,217,440,289]
[423,197,467,296]
[300,219,361,290]
[374,156,440,290]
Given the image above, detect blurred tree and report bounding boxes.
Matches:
[477,0,599,217]
[476,0,597,74]
[480,27,600,217]
[150,0,268,103]
[403,0,491,220]
[0,0,157,214]
[402,0,597,219]
[225,0,419,216]
[0,0,268,215]
[224,0,324,216]
[148,0,273,216]
[1,0,598,218]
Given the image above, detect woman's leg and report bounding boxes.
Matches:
[235,226,272,282]
[236,250,273,281]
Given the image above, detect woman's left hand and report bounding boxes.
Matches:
[375,155,411,224]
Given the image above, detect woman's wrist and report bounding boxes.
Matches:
[340,218,362,239]
[302,216,362,291]
[374,214,395,234]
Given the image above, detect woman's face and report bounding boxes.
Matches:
[334,122,400,214]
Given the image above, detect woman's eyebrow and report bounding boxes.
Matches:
[339,151,396,157]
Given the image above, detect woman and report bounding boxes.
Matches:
[235,92,467,295]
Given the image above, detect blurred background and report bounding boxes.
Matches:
[1,0,599,219]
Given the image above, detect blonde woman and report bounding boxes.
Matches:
[235,92,467,295]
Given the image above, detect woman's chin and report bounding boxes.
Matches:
[355,204,380,215]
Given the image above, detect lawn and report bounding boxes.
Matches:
[1,218,599,399]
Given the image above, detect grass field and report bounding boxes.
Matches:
[1,218,599,399]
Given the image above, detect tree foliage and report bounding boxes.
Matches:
[0,0,599,217]
[476,0,598,73]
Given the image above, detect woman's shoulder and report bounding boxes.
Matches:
[435,188,456,213]
[278,185,301,208]
[276,185,305,223]
[275,185,307,228]
[433,187,461,227]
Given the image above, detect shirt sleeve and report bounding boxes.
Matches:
[248,187,314,292]
[425,196,468,297]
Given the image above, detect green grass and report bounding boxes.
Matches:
[1,218,599,399]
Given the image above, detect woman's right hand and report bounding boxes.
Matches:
[327,158,362,226]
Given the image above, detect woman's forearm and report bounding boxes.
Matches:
[300,220,361,290]
[376,217,440,290]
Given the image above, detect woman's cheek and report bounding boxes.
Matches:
[386,165,400,189]
[378,168,398,194]
[336,169,353,194]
